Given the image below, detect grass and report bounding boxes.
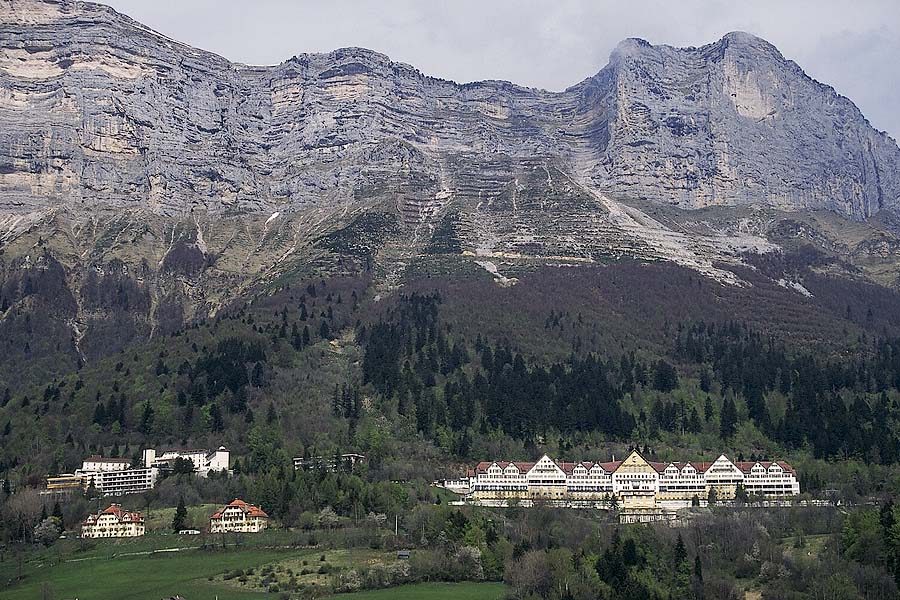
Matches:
[0,545,293,600]
[142,502,220,532]
[216,548,396,593]
[782,533,831,559]
[0,530,310,600]
[0,532,506,600]
[325,581,507,599]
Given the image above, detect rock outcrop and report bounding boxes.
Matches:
[1,0,898,222]
[3,0,900,389]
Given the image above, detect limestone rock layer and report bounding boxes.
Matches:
[1,1,898,221]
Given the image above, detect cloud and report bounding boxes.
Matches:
[102,0,900,138]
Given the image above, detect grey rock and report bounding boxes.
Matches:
[1,1,898,223]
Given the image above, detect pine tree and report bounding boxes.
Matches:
[720,397,738,438]
[139,401,155,434]
[52,501,63,522]
[172,496,187,532]
[331,384,342,417]
[693,554,703,581]
[674,532,687,567]
[700,369,712,393]
[93,403,107,426]
[209,403,224,432]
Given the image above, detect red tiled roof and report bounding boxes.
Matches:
[83,504,144,525]
[733,461,797,476]
[472,457,795,477]
[474,461,536,474]
[211,499,268,520]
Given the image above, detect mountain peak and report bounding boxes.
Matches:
[719,30,763,45]
[609,37,654,61]
[716,30,784,59]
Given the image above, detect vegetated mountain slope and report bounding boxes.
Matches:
[1,0,900,393]
[4,261,900,482]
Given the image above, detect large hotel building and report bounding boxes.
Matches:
[448,451,799,512]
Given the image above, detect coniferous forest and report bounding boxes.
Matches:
[5,265,900,598]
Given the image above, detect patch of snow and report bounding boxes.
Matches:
[777,278,813,298]
[194,222,207,254]
[474,260,518,287]
[264,211,281,227]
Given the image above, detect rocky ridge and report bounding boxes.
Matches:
[1,0,900,386]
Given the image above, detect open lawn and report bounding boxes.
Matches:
[1,529,507,599]
[325,582,507,599]
[143,502,221,532]
[0,531,305,600]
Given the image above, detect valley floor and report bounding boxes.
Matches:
[0,530,507,600]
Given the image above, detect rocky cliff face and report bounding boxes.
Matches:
[580,34,900,219]
[2,1,898,221]
[1,0,900,388]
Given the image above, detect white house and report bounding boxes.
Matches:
[81,504,145,538]
[209,499,269,533]
[143,446,230,477]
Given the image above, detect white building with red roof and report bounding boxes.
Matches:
[462,451,799,507]
[81,504,145,538]
[209,499,269,533]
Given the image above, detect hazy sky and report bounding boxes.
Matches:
[103,0,900,140]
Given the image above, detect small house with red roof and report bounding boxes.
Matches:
[81,504,145,538]
[209,499,269,533]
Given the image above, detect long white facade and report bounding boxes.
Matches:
[78,466,158,496]
[461,452,800,506]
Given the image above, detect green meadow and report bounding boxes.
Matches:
[0,532,507,599]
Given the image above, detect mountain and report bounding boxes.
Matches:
[3,3,900,218]
[2,0,900,390]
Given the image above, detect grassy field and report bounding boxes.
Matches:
[325,582,507,599]
[0,545,294,599]
[142,502,221,532]
[0,531,507,600]
[214,548,398,594]
[0,531,305,599]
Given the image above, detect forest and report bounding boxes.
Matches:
[4,268,900,597]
